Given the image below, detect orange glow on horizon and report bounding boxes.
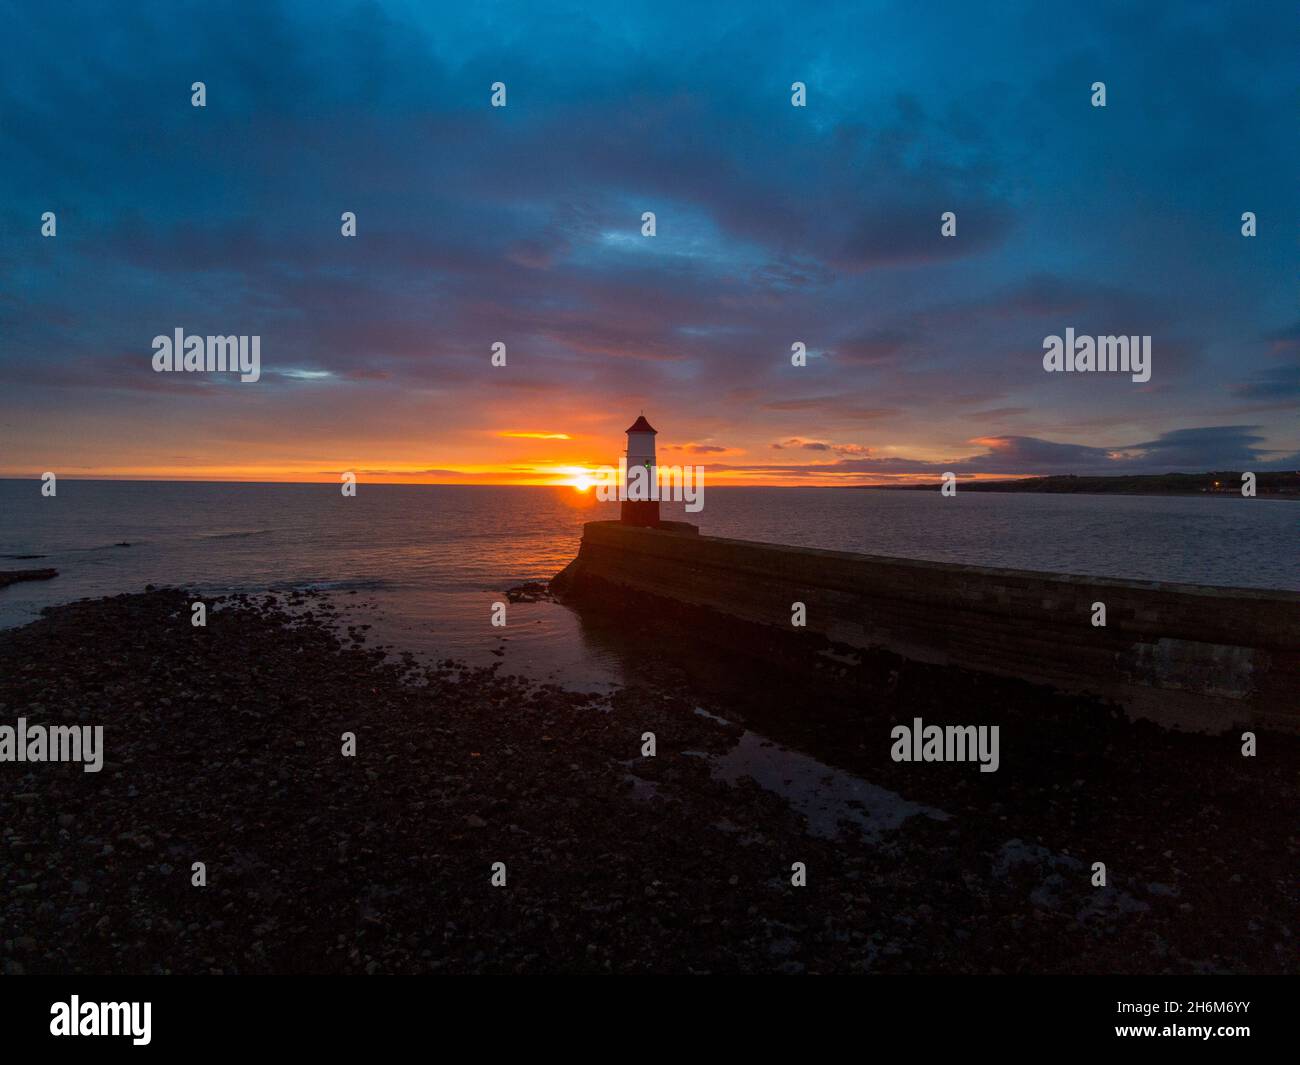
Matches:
[0,424,1048,487]
[0,461,1042,487]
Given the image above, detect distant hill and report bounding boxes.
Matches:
[849,472,1300,496]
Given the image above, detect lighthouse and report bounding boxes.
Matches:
[621,413,660,527]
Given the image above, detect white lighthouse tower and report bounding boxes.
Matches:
[621,413,659,527]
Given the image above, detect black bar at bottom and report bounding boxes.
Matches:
[0,975,1288,1052]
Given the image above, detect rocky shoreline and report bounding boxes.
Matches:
[0,568,57,589]
[0,587,1295,974]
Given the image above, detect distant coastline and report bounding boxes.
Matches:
[848,471,1300,497]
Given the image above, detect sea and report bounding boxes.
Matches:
[3,478,1295,837]
[1,480,1295,692]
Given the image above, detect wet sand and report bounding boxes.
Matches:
[0,587,1294,974]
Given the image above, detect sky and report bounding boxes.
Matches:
[1,0,1297,485]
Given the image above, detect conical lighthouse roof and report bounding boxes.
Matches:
[625,415,657,434]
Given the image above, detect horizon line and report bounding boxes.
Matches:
[0,475,879,488]
[0,471,1276,489]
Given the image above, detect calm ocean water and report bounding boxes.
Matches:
[1,480,1295,688]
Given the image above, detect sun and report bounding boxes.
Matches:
[556,465,597,492]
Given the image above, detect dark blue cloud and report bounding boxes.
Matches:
[720,426,1297,477]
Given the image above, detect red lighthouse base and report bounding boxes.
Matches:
[620,499,660,527]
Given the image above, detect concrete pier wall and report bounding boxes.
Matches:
[554,521,1300,733]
